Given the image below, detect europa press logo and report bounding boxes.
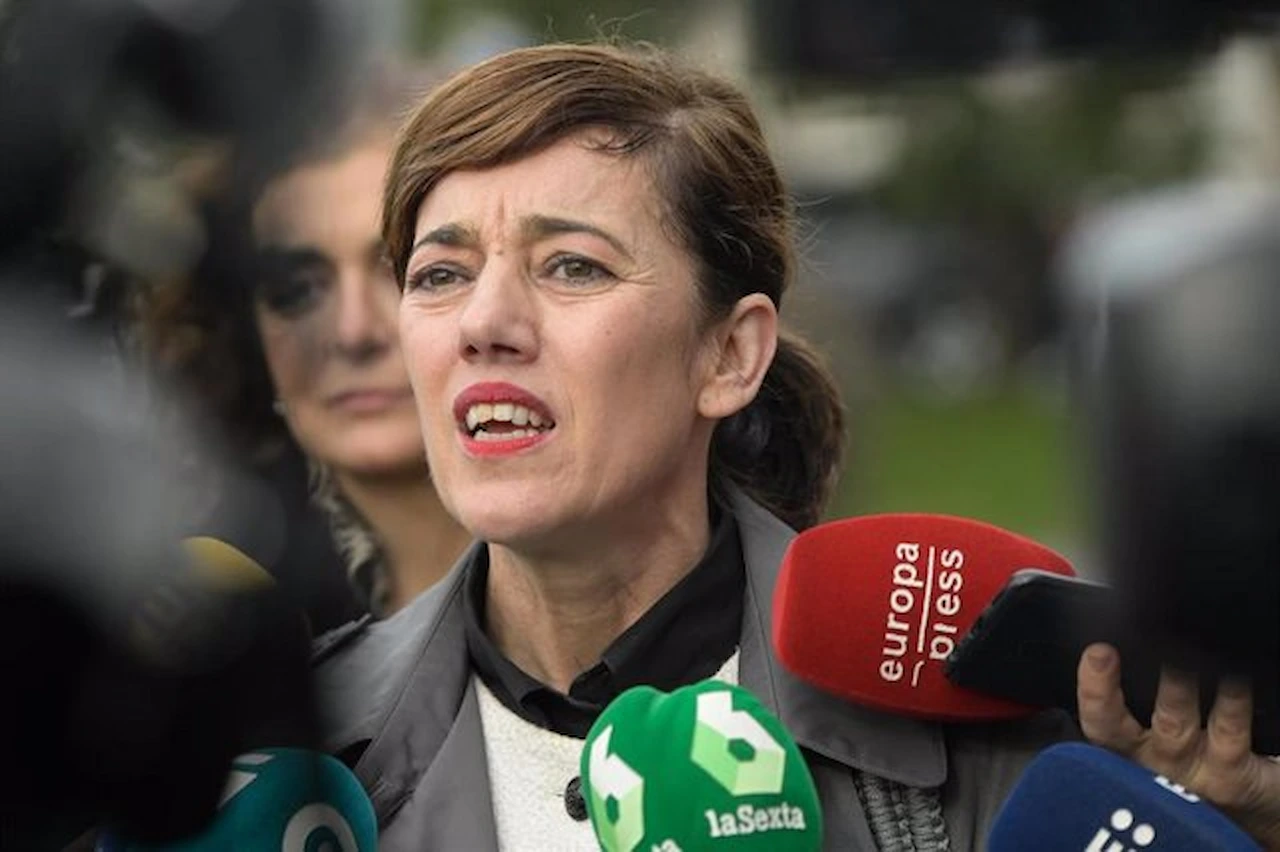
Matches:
[878,542,967,688]
[1084,808,1157,852]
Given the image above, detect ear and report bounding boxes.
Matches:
[697,293,778,420]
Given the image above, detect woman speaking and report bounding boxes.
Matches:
[316,43,1280,850]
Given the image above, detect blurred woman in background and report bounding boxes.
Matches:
[136,68,470,626]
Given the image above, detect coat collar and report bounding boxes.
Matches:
[346,488,947,833]
[348,569,476,823]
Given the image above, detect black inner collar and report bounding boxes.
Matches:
[463,505,744,739]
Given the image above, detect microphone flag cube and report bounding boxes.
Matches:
[580,681,822,852]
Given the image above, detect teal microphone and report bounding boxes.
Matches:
[99,748,377,851]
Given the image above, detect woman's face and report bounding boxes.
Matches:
[252,140,422,478]
[399,135,730,547]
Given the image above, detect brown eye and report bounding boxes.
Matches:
[546,254,611,285]
[407,265,467,292]
[257,263,330,318]
[561,259,594,279]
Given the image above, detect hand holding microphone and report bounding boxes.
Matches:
[1057,178,1280,851]
[579,681,822,851]
[769,511,1280,845]
[1077,645,1280,850]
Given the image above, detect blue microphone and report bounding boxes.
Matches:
[989,742,1260,851]
[96,748,377,851]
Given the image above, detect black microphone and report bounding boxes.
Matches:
[1061,183,1280,681]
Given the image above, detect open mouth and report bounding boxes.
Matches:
[462,402,557,442]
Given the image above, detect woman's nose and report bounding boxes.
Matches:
[333,270,396,360]
[457,262,537,362]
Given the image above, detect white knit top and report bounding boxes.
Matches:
[475,651,741,851]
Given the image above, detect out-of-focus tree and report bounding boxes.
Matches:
[406,0,695,55]
[876,61,1207,219]
[792,60,1210,544]
[866,60,1208,364]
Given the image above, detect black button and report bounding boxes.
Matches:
[564,776,588,821]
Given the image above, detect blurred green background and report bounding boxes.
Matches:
[832,388,1087,545]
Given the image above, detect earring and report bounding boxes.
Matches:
[272,400,287,417]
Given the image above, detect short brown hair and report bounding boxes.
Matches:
[385,43,844,529]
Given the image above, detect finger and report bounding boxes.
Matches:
[1077,643,1145,752]
[1204,676,1255,772]
[1147,666,1202,769]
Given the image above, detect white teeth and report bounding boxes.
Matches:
[473,428,533,442]
[464,401,554,434]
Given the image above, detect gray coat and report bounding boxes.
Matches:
[313,488,1077,850]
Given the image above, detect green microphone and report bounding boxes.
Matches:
[101,748,377,851]
[580,681,823,852]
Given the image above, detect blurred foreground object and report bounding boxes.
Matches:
[0,0,367,846]
[753,0,1280,82]
[0,298,318,849]
[1061,181,1280,681]
[101,748,377,852]
[0,0,364,276]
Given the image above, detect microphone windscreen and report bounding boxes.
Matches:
[103,748,377,852]
[182,537,278,593]
[990,742,1260,851]
[580,681,822,851]
[774,513,1074,720]
[84,538,319,843]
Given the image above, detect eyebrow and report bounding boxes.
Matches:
[255,245,330,274]
[410,223,480,256]
[408,216,633,262]
[521,215,633,262]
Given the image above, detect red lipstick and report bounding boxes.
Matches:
[453,381,556,458]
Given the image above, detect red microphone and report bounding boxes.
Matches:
[772,514,1074,721]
